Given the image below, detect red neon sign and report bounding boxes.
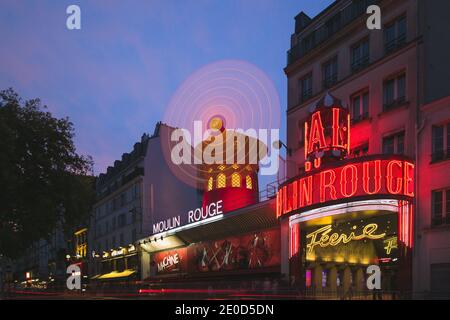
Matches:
[304,107,350,170]
[276,157,415,218]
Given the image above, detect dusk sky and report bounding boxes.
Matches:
[0,0,333,179]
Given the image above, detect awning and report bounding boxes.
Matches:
[97,269,136,280]
[177,199,277,243]
[141,199,277,253]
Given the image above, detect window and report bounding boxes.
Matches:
[351,143,369,158]
[351,90,369,122]
[120,193,126,207]
[216,173,226,188]
[132,183,140,200]
[299,73,312,103]
[132,229,137,243]
[119,233,124,245]
[351,38,369,72]
[432,189,450,226]
[118,214,126,227]
[207,177,213,191]
[246,175,253,190]
[382,131,405,155]
[112,216,116,230]
[383,73,406,110]
[231,173,241,187]
[112,236,116,248]
[112,197,118,211]
[432,123,450,162]
[322,56,338,89]
[384,15,406,54]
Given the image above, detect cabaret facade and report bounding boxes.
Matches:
[284,0,450,297]
[277,94,414,297]
[138,118,281,287]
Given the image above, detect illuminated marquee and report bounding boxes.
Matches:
[276,157,414,218]
[306,223,386,254]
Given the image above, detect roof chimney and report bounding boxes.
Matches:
[294,12,312,33]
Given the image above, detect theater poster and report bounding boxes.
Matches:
[153,248,188,275]
[187,228,281,273]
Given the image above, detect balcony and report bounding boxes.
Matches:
[432,215,450,227]
[287,0,378,66]
[383,96,406,112]
[300,88,313,103]
[351,113,370,124]
[322,74,338,89]
[431,150,450,163]
[351,55,370,73]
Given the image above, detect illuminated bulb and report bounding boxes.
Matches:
[209,116,224,132]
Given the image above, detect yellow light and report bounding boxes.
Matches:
[74,228,87,236]
[209,117,223,131]
[246,175,252,189]
[306,223,386,254]
[217,173,226,188]
[207,177,213,191]
[231,173,241,187]
[383,236,398,254]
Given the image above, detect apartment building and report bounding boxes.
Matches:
[88,122,201,281]
[283,0,450,297]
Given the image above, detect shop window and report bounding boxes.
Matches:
[430,264,450,294]
[231,173,241,187]
[246,175,253,190]
[117,258,125,272]
[218,165,226,171]
[207,177,213,191]
[351,90,369,123]
[383,73,406,111]
[432,123,450,162]
[382,131,405,155]
[432,189,450,226]
[217,173,226,188]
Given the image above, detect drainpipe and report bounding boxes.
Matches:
[414,0,425,297]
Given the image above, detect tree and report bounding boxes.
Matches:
[0,88,95,258]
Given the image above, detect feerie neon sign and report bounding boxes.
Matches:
[276,157,414,218]
[306,223,386,254]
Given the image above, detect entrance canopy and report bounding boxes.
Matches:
[140,199,277,253]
